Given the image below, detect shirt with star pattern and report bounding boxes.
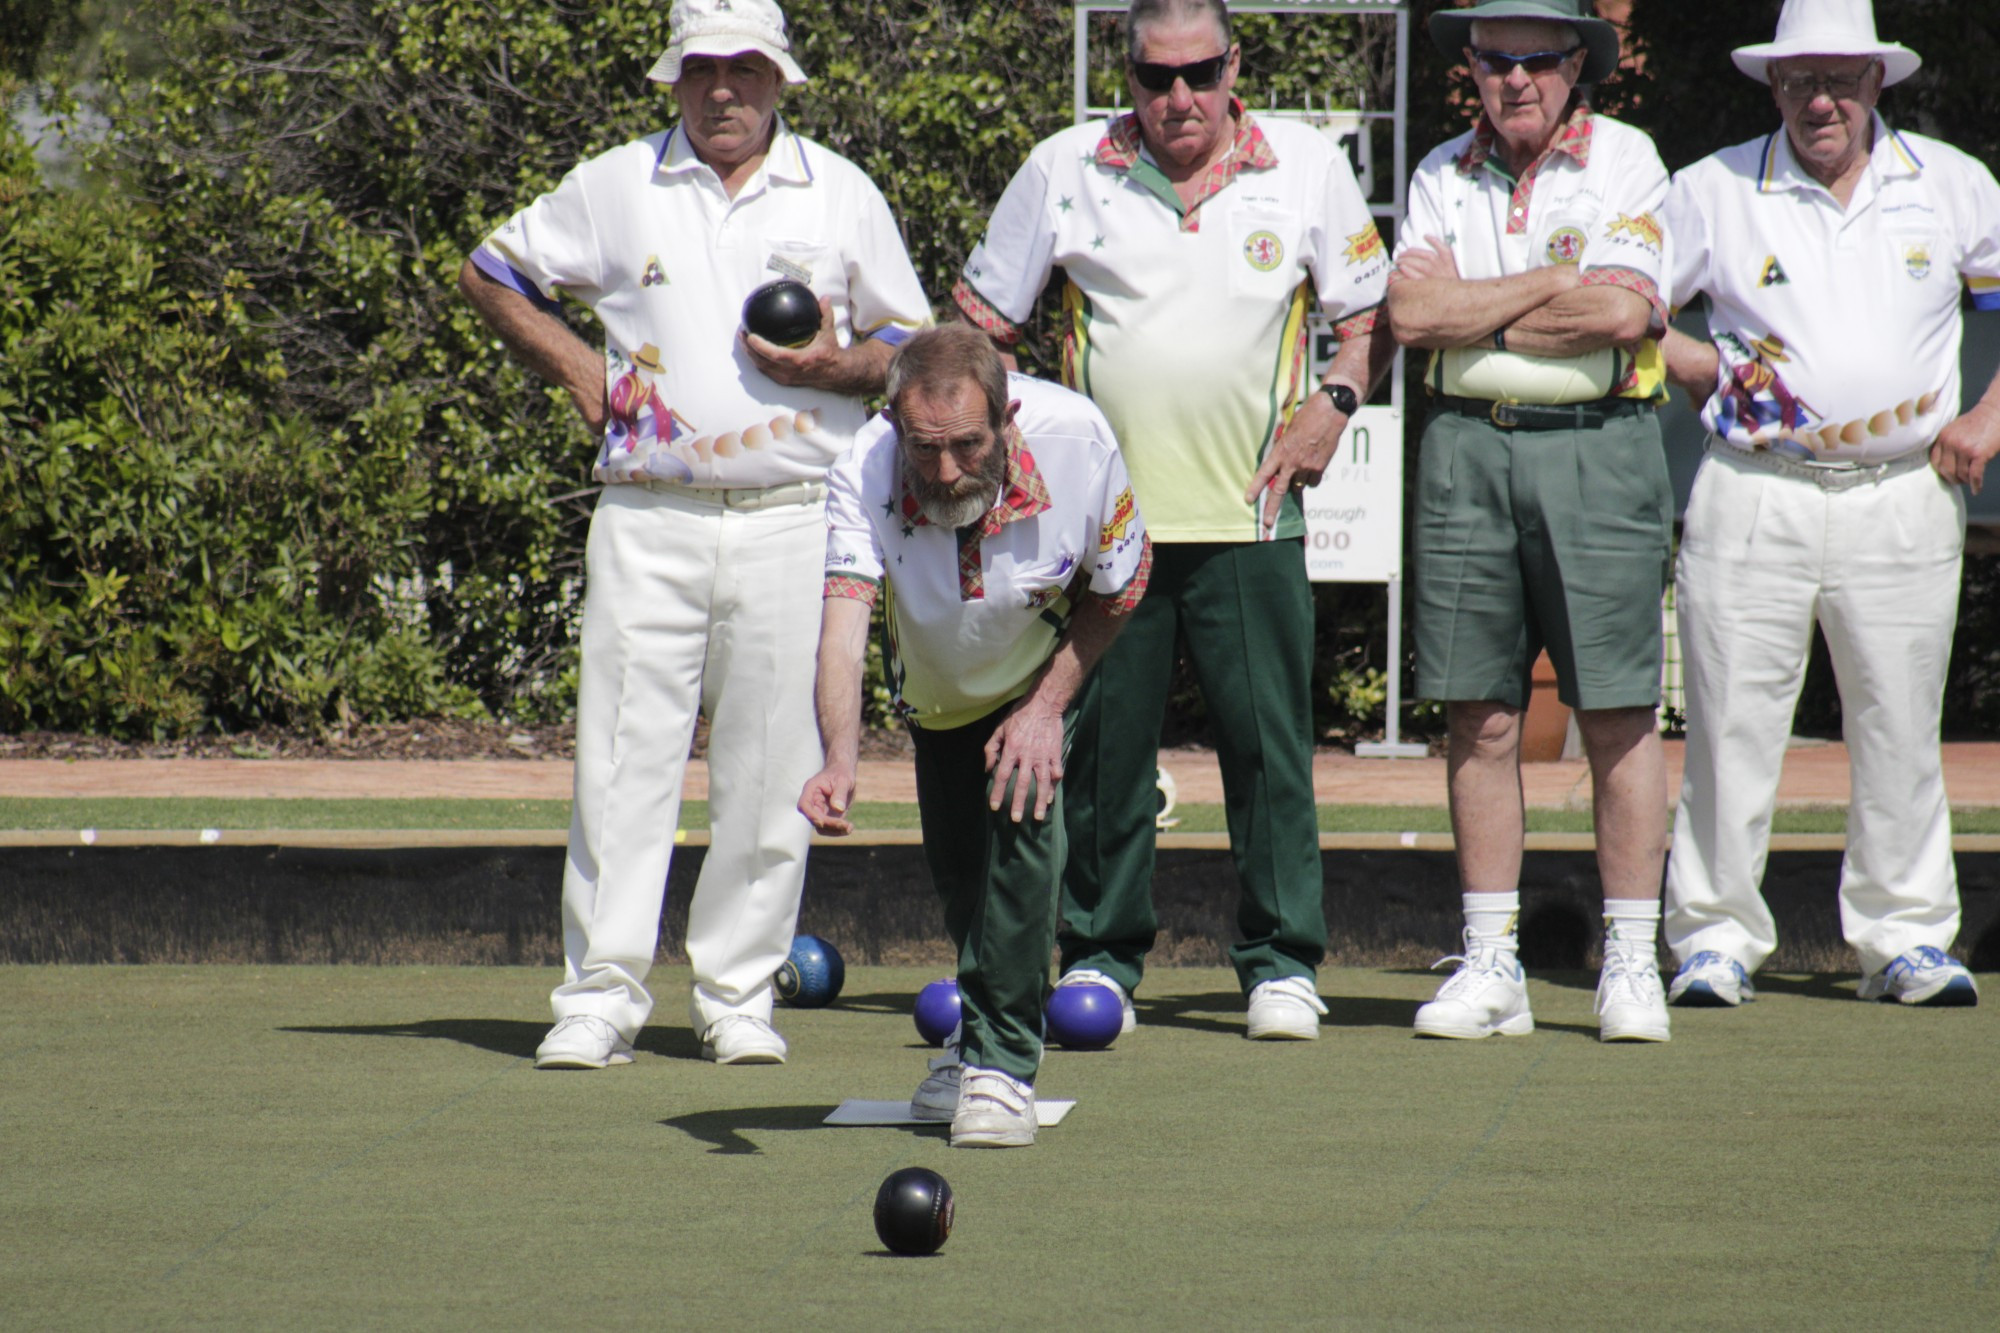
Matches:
[823,373,1151,730]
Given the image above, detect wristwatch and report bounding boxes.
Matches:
[1319,381,1359,415]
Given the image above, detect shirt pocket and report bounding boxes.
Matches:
[760,237,834,293]
[1228,203,1302,298]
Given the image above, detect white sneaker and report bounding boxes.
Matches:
[1413,931,1534,1039]
[1857,947,1980,1006]
[534,1015,634,1070]
[1668,951,1755,1007]
[1056,968,1136,1033]
[1597,939,1672,1043]
[699,1014,788,1065]
[911,1029,961,1122]
[1245,976,1328,1040]
[951,1066,1037,1148]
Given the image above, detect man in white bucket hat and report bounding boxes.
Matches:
[460,0,928,1068]
[1660,0,2000,1007]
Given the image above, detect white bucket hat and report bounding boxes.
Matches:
[1731,0,1920,87]
[646,0,808,86]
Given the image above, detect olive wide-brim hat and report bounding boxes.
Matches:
[1428,0,1622,84]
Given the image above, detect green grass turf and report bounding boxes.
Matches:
[5,797,1980,835]
[4,965,1997,1328]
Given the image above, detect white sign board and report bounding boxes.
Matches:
[1300,404,1404,583]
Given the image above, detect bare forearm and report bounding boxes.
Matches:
[1661,328,1721,406]
[458,261,603,421]
[1504,287,1653,356]
[1388,267,1574,349]
[1326,317,1397,396]
[813,597,873,771]
[1016,595,1130,720]
[812,335,898,398]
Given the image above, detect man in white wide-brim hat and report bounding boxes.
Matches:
[1660,0,2000,1009]
[460,0,928,1070]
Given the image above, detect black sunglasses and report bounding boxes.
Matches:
[1467,47,1580,77]
[1128,51,1231,93]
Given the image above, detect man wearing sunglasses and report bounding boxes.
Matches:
[1657,0,2000,1010]
[954,0,1395,1042]
[1386,0,1676,1043]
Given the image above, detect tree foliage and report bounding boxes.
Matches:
[8,1,1999,739]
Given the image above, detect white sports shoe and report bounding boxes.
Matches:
[1245,975,1328,1040]
[699,1014,788,1065]
[534,1015,634,1070]
[951,1066,1037,1148]
[1056,968,1136,1034]
[1597,937,1672,1043]
[911,1027,962,1122]
[1413,931,1534,1039]
[1857,947,1980,1006]
[1668,951,1756,1007]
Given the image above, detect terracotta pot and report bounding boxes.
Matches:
[1520,650,1571,763]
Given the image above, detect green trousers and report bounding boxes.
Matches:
[1059,540,1326,996]
[910,707,1071,1085]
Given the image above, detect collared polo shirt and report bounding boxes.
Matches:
[824,374,1153,731]
[1394,109,1671,402]
[1665,114,2000,464]
[954,106,1387,543]
[474,119,928,488]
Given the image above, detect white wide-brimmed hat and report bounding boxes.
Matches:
[646,0,807,86]
[1732,0,1920,87]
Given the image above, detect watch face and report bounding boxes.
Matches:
[1324,383,1358,414]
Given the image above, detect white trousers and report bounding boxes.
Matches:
[1666,448,1965,976]
[552,483,826,1039]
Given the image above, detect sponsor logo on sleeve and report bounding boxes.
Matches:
[1604,212,1663,252]
[1343,226,1385,267]
[1098,488,1137,549]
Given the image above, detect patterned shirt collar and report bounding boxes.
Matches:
[897,423,1051,534]
[1455,103,1595,177]
[1094,98,1278,175]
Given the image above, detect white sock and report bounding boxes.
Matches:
[1603,899,1661,949]
[1463,891,1520,951]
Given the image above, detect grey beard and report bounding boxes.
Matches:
[903,446,1006,530]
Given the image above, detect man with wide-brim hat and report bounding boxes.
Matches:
[1658,0,2000,1009]
[459,0,929,1070]
[1387,0,1678,1044]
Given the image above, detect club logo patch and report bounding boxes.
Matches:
[641,256,666,287]
[1243,231,1284,271]
[1903,243,1932,280]
[1758,255,1789,287]
[1605,212,1663,251]
[1545,226,1587,264]
[1343,226,1385,267]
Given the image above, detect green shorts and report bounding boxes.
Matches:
[1412,406,1671,711]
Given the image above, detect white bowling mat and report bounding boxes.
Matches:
[824,1099,1076,1127]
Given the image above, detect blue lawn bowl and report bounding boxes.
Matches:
[775,934,845,1008]
[1044,982,1122,1050]
[913,978,961,1047]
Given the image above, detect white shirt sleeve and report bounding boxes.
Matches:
[823,429,888,586]
[1393,151,1449,270]
[476,160,606,308]
[961,150,1059,325]
[1306,143,1390,319]
[1949,150,2000,312]
[842,176,932,342]
[1661,164,1714,314]
[1578,128,1670,305]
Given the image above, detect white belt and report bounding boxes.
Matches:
[632,478,826,510]
[1707,441,1932,492]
